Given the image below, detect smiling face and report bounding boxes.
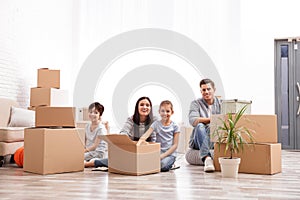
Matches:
[200,83,215,103]
[88,107,101,123]
[138,99,151,119]
[159,103,173,122]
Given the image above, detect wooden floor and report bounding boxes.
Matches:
[0,150,300,199]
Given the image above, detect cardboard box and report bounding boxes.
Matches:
[210,114,278,143]
[177,126,193,153]
[100,134,160,175]
[76,107,89,121]
[76,121,89,129]
[35,107,76,128]
[24,128,85,175]
[213,143,281,175]
[30,88,69,107]
[221,99,252,114]
[37,68,60,89]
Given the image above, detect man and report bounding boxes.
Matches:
[188,78,221,172]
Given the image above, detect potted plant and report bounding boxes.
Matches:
[212,105,255,178]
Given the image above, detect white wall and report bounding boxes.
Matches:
[239,0,300,114]
[0,0,73,107]
[1,0,300,125]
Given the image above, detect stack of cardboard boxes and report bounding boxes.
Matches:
[24,68,85,175]
[211,114,281,175]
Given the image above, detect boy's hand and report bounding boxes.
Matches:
[102,121,110,133]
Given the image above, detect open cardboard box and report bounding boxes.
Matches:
[100,134,160,176]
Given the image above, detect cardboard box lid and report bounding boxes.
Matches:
[221,99,252,104]
[100,134,135,145]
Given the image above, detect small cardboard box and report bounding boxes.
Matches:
[213,143,281,175]
[35,107,76,128]
[76,107,89,121]
[100,134,160,175]
[37,68,60,89]
[24,128,85,175]
[221,99,252,114]
[177,126,193,154]
[30,88,69,107]
[210,114,277,143]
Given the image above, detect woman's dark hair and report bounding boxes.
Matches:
[132,96,153,141]
[88,102,104,116]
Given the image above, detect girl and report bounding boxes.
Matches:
[84,102,107,167]
[137,100,180,172]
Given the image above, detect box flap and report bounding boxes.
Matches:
[100,134,135,145]
[221,99,252,104]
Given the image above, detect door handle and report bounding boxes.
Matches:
[297,82,300,115]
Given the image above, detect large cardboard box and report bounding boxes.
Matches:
[35,107,76,128]
[24,128,85,175]
[213,143,281,175]
[37,68,60,89]
[177,126,193,153]
[210,114,278,143]
[30,88,69,107]
[100,134,160,175]
[221,99,252,114]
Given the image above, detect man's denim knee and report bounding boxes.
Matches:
[193,123,208,145]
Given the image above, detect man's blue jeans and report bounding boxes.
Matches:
[191,123,212,162]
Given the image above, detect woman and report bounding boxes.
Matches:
[85,96,157,168]
[120,96,156,142]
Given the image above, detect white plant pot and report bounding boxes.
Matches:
[218,157,241,178]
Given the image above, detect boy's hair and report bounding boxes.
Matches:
[160,100,173,112]
[88,102,104,116]
[199,78,215,89]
